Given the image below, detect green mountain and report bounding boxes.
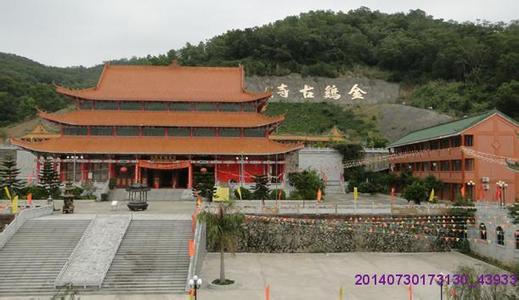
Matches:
[1,8,518,136]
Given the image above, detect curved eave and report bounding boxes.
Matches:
[10,137,303,156]
[55,85,272,103]
[38,111,284,128]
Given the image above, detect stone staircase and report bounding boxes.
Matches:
[100,220,192,293]
[0,219,90,296]
[109,188,193,201]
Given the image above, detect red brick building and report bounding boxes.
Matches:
[389,110,519,203]
[12,63,302,188]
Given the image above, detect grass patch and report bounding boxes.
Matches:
[265,102,380,142]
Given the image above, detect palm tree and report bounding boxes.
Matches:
[197,203,244,284]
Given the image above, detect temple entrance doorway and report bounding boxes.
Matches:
[143,168,188,188]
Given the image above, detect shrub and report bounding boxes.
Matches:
[269,189,286,200]
[71,186,83,198]
[20,185,49,200]
[100,193,109,202]
[358,181,382,194]
[251,175,270,200]
[234,187,253,200]
[108,178,117,189]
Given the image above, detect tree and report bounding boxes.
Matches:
[197,203,244,285]
[192,167,215,201]
[423,175,443,195]
[495,80,519,120]
[38,157,60,199]
[288,170,325,200]
[0,154,24,194]
[403,181,427,204]
[251,175,270,203]
[333,143,364,161]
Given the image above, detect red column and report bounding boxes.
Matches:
[108,162,114,179]
[59,162,65,182]
[187,164,193,188]
[134,161,139,183]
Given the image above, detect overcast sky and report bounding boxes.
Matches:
[0,0,517,67]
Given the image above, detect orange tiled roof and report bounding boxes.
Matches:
[269,135,345,142]
[11,136,303,155]
[39,111,284,128]
[55,63,271,102]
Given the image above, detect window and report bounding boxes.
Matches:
[169,127,190,136]
[116,127,140,136]
[219,128,241,137]
[244,128,265,137]
[145,102,169,111]
[465,159,474,171]
[452,136,461,147]
[171,103,191,111]
[440,161,450,171]
[143,127,165,136]
[90,127,113,136]
[193,128,216,137]
[91,163,108,182]
[440,139,450,149]
[220,103,240,112]
[430,161,438,171]
[451,160,462,171]
[430,141,439,150]
[196,103,217,111]
[63,126,88,135]
[423,162,431,171]
[79,100,93,109]
[464,135,474,147]
[120,102,142,110]
[479,223,487,240]
[63,162,82,181]
[515,231,519,249]
[95,101,118,110]
[242,102,256,112]
[496,226,505,246]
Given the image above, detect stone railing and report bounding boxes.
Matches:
[205,200,463,216]
[0,205,53,249]
[185,220,206,292]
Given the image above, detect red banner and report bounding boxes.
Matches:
[137,160,190,170]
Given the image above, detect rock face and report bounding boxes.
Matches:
[207,215,469,253]
[378,104,453,142]
[246,74,400,106]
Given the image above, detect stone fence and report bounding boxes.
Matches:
[206,214,472,253]
[0,205,53,248]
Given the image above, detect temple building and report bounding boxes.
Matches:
[11,63,302,189]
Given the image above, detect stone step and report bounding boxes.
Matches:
[0,219,90,296]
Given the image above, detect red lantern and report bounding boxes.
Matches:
[200,167,207,174]
[120,166,128,173]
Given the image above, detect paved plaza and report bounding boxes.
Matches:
[38,252,502,300]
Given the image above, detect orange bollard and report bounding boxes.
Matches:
[188,240,195,257]
[408,284,413,300]
[265,284,270,300]
[27,193,32,206]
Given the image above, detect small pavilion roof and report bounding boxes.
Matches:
[11,136,303,155]
[39,110,284,128]
[55,63,271,102]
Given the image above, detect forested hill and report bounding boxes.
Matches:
[0,53,101,126]
[1,8,518,128]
